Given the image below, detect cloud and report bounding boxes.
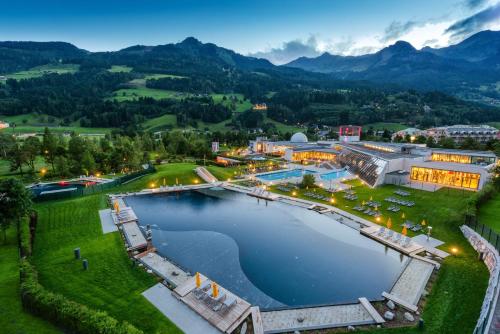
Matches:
[464,0,488,9]
[446,2,500,39]
[249,36,322,65]
[380,21,420,43]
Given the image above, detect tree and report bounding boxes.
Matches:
[0,178,33,243]
[42,128,58,172]
[22,136,41,172]
[426,136,436,148]
[81,150,96,176]
[7,142,26,175]
[300,174,316,189]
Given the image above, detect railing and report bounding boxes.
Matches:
[462,223,500,334]
[32,165,156,202]
[466,215,500,252]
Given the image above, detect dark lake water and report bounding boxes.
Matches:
[125,189,408,309]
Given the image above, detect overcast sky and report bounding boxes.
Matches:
[1,0,499,64]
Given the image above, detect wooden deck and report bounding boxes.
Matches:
[173,274,251,333]
[251,306,264,334]
[136,252,190,288]
[382,292,418,312]
[121,222,147,251]
[360,226,425,255]
[358,297,385,324]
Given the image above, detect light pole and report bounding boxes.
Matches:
[427,226,432,241]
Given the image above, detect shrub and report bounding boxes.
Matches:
[300,174,316,189]
[20,260,143,334]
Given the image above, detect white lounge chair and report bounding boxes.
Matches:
[385,230,394,239]
[377,227,386,236]
[392,233,401,243]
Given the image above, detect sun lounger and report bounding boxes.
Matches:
[222,295,237,309]
[385,230,394,239]
[377,227,386,236]
[392,233,401,243]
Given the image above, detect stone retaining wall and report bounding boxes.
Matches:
[461,225,500,334]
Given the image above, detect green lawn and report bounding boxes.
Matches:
[0,113,113,135]
[1,64,79,80]
[270,180,488,333]
[110,87,186,102]
[363,122,408,132]
[107,65,133,73]
[144,73,186,80]
[142,114,177,131]
[478,193,500,233]
[264,116,303,133]
[211,93,253,113]
[0,229,61,334]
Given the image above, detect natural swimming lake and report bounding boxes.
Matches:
[125,189,408,310]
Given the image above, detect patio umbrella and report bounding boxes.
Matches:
[402,226,408,236]
[387,218,392,229]
[212,282,219,298]
[421,219,426,226]
[195,272,201,288]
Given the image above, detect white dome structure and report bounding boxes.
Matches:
[290,132,308,143]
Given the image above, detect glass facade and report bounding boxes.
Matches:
[410,167,480,189]
[292,151,337,162]
[431,153,496,165]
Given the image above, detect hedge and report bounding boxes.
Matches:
[19,259,143,334]
[466,182,499,219]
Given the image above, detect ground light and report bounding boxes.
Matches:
[194,179,199,184]
[150,182,156,188]
[292,191,297,196]
[376,216,381,222]
[40,168,47,176]
[451,247,458,256]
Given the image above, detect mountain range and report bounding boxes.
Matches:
[285,30,500,104]
[0,30,499,105]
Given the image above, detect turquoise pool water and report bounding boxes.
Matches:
[257,169,316,181]
[320,170,351,181]
[125,189,408,309]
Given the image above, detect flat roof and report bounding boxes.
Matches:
[339,143,421,160]
[290,146,340,154]
[431,148,497,157]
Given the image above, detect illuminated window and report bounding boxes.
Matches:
[410,167,480,189]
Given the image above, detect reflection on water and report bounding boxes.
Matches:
[125,189,408,309]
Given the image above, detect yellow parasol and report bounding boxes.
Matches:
[421,219,426,226]
[402,226,408,236]
[211,282,219,298]
[401,212,406,219]
[387,218,392,229]
[195,272,201,288]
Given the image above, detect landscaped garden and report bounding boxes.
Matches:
[270,180,490,333]
[0,161,495,334]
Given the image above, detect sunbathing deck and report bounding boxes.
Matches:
[387,258,435,308]
[143,283,222,334]
[121,222,147,251]
[98,209,118,234]
[112,206,138,224]
[261,302,377,333]
[195,167,219,183]
[360,226,425,255]
[136,252,190,288]
[173,274,251,333]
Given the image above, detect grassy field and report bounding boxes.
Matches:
[142,113,178,130]
[1,64,79,80]
[478,193,500,233]
[270,180,488,333]
[211,93,253,113]
[0,229,61,334]
[144,73,186,80]
[264,116,304,133]
[488,122,500,130]
[363,122,408,132]
[107,65,133,73]
[111,87,185,102]
[0,113,113,135]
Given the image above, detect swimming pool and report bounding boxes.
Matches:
[257,169,316,181]
[125,189,408,309]
[30,181,96,196]
[320,169,351,181]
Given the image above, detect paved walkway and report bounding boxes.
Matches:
[98,209,117,234]
[136,252,190,288]
[261,303,375,333]
[143,283,222,334]
[390,258,435,306]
